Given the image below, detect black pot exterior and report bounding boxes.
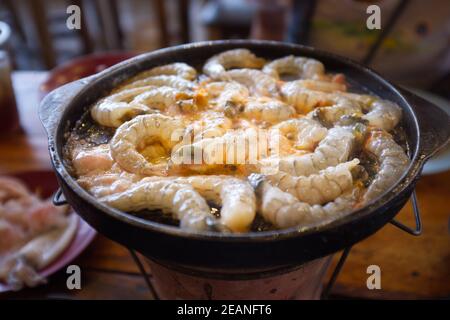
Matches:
[40,40,450,270]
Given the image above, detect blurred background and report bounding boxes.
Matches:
[0,0,449,95]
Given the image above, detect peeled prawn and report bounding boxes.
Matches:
[188,110,233,140]
[272,118,327,150]
[172,176,256,232]
[363,131,409,202]
[266,159,359,205]
[242,97,295,123]
[110,114,185,176]
[263,126,354,176]
[72,144,113,176]
[225,69,279,98]
[292,79,347,92]
[308,97,362,126]
[173,128,278,167]
[130,86,192,114]
[120,75,195,91]
[99,179,217,232]
[91,86,155,127]
[203,49,265,79]
[362,100,402,131]
[252,178,357,228]
[263,55,326,80]
[132,62,197,80]
[0,214,78,290]
[205,82,249,111]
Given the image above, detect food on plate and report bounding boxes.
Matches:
[0,176,77,290]
[64,49,410,233]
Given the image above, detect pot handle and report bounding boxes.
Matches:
[398,88,450,161]
[39,76,95,137]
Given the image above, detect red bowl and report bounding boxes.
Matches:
[0,171,96,293]
[40,52,137,96]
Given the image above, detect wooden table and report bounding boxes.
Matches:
[1,72,449,299]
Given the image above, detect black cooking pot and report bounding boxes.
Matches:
[39,40,450,271]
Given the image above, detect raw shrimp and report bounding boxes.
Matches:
[362,100,402,131]
[99,180,218,232]
[262,56,326,80]
[77,170,140,198]
[266,159,360,205]
[363,131,409,202]
[132,62,197,80]
[272,118,327,150]
[203,48,265,79]
[225,69,279,98]
[205,81,249,111]
[172,176,256,232]
[263,126,355,176]
[173,128,277,167]
[72,144,113,176]
[130,86,192,114]
[281,81,349,114]
[0,213,78,290]
[251,177,357,228]
[119,75,195,91]
[91,86,155,127]
[281,82,325,114]
[110,114,185,176]
[308,97,362,127]
[189,110,233,140]
[242,97,295,123]
[286,79,346,93]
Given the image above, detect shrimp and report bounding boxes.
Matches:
[262,55,326,80]
[189,110,233,140]
[251,177,357,228]
[130,86,193,115]
[363,131,409,203]
[266,159,359,205]
[262,126,355,176]
[99,179,218,232]
[308,97,363,127]
[173,127,278,168]
[110,114,185,176]
[203,49,265,79]
[119,75,195,91]
[362,100,402,131]
[90,86,155,127]
[131,62,197,80]
[242,97,295,123]
[287,79,346,93]
[280,80,374,114]
[77,170,141,198]
[272,118,327,150]
[225,69,279,98]
[205,81,249,111]
[72,144,113,176]
[172,176,256,232]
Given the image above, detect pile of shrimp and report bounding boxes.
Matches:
[0,176,77,289]
[66,48,410,233]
